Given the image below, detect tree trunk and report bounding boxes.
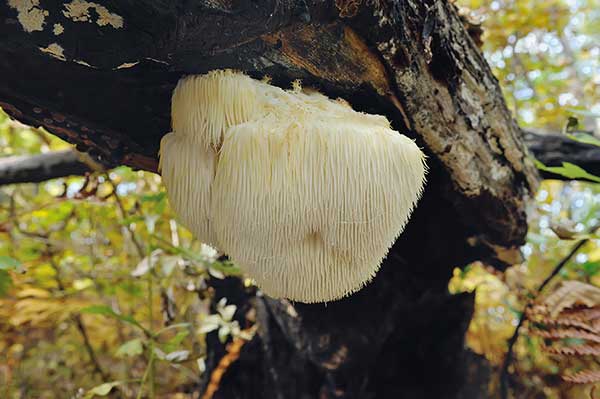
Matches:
[0,1,538,398]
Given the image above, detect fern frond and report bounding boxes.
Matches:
[533,327,600,343]
[536,314,599,333]
[544,343,600,356]
[543,281,600,317]
[562,369,600,384]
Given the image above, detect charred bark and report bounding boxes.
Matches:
[0,1,538,398]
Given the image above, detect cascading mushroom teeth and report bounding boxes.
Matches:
[159,69,427,303]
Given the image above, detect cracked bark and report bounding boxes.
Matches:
[0,1,539,398]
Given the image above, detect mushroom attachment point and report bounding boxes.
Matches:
[159,70,427,303]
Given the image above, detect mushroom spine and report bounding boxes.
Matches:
[159,70,427,303]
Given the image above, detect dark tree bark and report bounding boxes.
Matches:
[0,149,96,185]
[0,1,539,398]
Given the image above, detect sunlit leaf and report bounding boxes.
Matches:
[165,350,190,362]
[197,357,206,374]
[534,159,600,183]
[83,381,123,398]
[0,256,21,270]
[72,278,94,291]
[566,133,600,148]
[163,330,189,353]
[566,108,600,119]
[218,325,230,343]
[155,323,191,337]
[198,315,221,334]
[115,338,144,358]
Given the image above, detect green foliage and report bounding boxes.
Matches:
[535,160,600,183]
[451,3,600,396]
[458,0,600,131]
[115,339,144,358]
[0,110,249,399]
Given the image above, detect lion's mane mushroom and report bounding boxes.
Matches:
[159,70,427,303]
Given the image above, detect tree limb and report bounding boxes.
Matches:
[524,130,600,180]
[0,131,598,186]
[0,149,98,185]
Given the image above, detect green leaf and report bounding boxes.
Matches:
[566,108,600,119]
[140,192,166,203]
[0,270,12,296]
[83,381,123,398]
[163,330,189,353]
[534,159,600,183]
[115,338,144,358]
[580,261,600,277]
[150,234,242,276]
[155,322,191,337]
[119,215,145,226]
[0,256,21,270]
[566,133,600,148]
[81,305,149,335]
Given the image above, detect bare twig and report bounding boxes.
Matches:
[48,251,110,382]
[104,172,145,258]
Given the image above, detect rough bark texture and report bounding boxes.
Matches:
[0,1,538,398]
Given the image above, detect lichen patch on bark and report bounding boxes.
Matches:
[62,0,123,29]
[53,23,64,35]
[39,43,66,61]
[7,0,49,32]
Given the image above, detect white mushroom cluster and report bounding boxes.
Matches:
[159,70,426,303]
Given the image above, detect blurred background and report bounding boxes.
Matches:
[0,0,599,398]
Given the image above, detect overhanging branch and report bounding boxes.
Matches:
[2,131,596,186]
[524,131,600,180]
[0,149,98,185]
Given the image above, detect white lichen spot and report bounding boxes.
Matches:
[74,59,95,68]
[490,163,509,182]
[115,61,139,69]
[145,57,169,65]
[377,38,398,55]
[459,82,484,129]
[372,4,390,27]
[39,43,66,61]
[7,0,49,32]
[62,0,123,29]
[53,23,64,35]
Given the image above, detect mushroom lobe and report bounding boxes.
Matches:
[160,70,427,303]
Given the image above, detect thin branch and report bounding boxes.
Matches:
[104,172,146,258]
[48,251,110,382]
[0,150,102,185]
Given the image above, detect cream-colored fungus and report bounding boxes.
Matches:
[160,70,426,303]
